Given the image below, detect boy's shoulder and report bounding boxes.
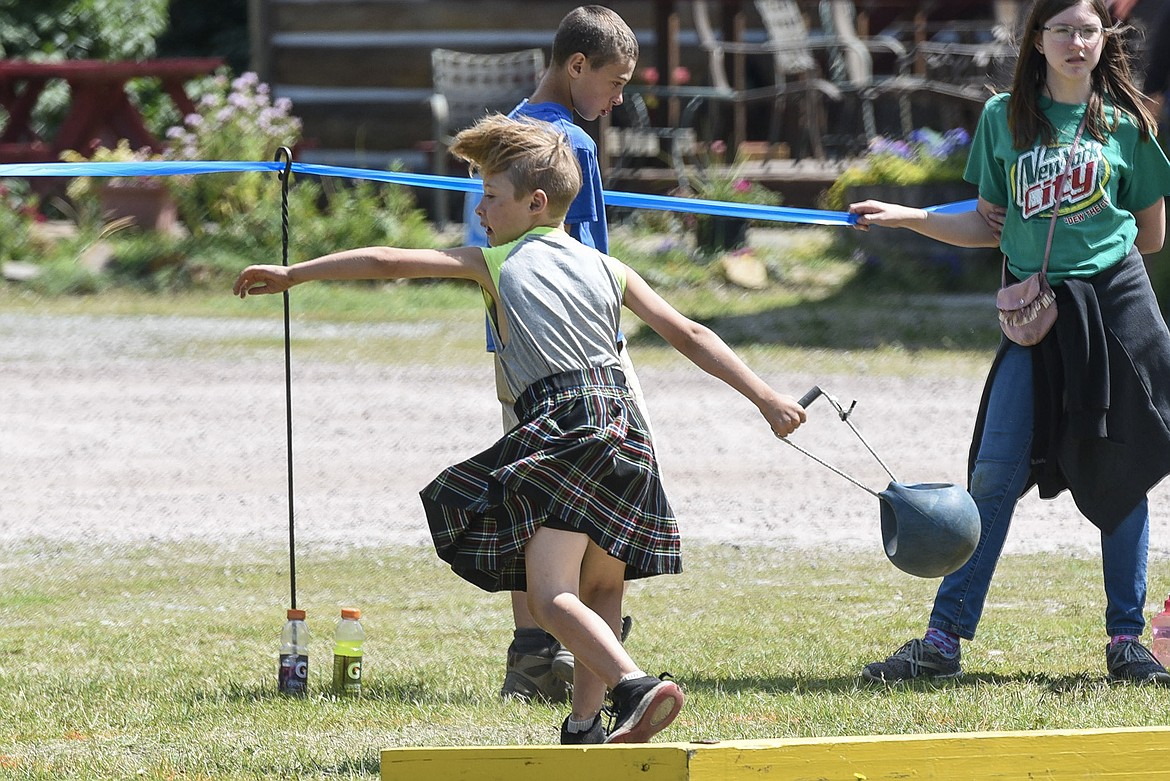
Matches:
[512,100,596,152]
[512,99,572,124]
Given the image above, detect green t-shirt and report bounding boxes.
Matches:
[965,92,1170,282]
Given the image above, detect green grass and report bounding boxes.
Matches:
[0,229,1145,779]
[1,542,1166,779]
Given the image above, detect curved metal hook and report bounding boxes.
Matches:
[274,145,293,182]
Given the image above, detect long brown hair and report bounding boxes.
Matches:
[1007,0,1156,148]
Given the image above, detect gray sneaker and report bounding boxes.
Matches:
[862,638,962,683]
[1106,639,1170,685]
[501,642,570,703]
[551,647,574,686]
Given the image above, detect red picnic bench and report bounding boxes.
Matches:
[0,57,224,163]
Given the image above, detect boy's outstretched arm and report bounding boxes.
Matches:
[233,246,490,298]
[620,266,806,438]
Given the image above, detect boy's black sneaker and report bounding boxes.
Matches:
[604,674,684,743]
[559,713,607,745]
[1106,639,1170,685]
[861,638,962,683]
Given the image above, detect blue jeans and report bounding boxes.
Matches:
[929,342,1150,640]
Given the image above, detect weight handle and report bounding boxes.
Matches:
[798,386,823,408]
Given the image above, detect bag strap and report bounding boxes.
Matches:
[1002,112,1089,286]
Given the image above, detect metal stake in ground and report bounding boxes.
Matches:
[275,146,297,610]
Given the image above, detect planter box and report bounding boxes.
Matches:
[845,182,999,286]
[695,216,749,254]
[99,183,178,233]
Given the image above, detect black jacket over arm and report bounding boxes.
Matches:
[969,248,1170,534]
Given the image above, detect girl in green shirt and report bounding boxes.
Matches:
[850,0,1170,686]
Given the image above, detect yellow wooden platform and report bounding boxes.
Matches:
[382,726,1170,781]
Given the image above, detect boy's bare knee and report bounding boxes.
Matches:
[526,590,567,627]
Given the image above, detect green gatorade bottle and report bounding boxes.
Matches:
[331,607,365,697]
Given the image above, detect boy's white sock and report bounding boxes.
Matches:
[617,670,648,685]
[566,713,598,733]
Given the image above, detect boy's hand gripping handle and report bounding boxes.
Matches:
[797,386,822,409]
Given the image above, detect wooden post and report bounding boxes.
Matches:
[667,11,681,128]
[248,0,272,83]
[731,10,747,152]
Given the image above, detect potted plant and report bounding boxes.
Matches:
[684,140,782,255]
[62,140,178,232]
[824,127,995,278]
[825,127,973,211]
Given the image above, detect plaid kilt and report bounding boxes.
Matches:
[420,366,681,592]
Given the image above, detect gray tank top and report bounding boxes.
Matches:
[480,227,626,399]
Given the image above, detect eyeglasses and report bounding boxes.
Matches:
[1041,24,1107,43]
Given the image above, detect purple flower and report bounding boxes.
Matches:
[886,140,913,158]
[945,128,971,147]
[908,128,932,146]
[232,72,260,92]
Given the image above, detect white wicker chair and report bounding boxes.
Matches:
[429,47,545,223]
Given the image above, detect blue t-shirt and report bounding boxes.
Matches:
[463,99,608,253]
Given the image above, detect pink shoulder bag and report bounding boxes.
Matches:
[996,115,1087,346]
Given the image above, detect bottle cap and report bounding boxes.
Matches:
[341,607,361,620]
[287,608,306,620]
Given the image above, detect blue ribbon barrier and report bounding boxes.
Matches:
[0,159,977,226]
[925,199,978,214]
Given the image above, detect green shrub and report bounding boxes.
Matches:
[0,0,167,60]
[164,70,302,235]
[0,0,170,141]
[290,177,438,260]
[0,179,40,264]
[79,171,443,293]
[27,257,107,296]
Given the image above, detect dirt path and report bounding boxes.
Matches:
[3,312,1168,560]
